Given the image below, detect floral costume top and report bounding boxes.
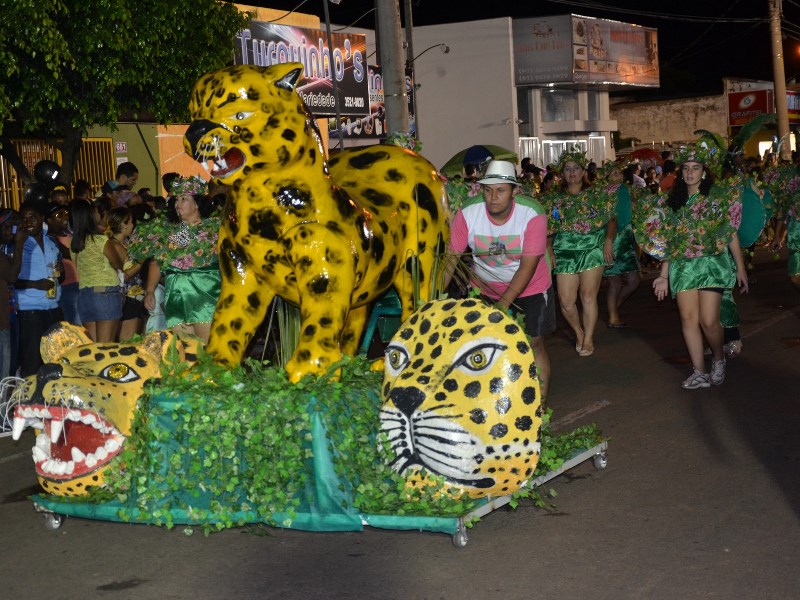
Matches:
[128,216,222,327]
[632,185,742,294]
[542,184,617,274]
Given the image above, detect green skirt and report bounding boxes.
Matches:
[164,264,222,327]
[604,226,639,276]
[552,229,606,275]
[669,253,735,296]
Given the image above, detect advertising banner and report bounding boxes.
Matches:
[513,15,659,87]
[327,66,416,140]
[728,90,774,126]
[234,22,369,117]
[787,90,800,124]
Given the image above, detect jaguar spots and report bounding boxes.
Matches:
[184,63,449,382]
[380,299,542,498]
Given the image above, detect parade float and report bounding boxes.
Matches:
[6,63,606,547]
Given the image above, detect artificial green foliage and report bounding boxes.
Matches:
[0,0,250,182]
[76,354,602,533]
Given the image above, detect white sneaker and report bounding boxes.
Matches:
[682,369,711,389]
[724,340,742,358]
[710,358,726,386]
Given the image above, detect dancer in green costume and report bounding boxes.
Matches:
[129,176,221,343]
[544,148,617,357]
[601,162,642,328]
[636,144,748,389]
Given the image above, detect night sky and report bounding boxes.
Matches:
[252,0,800,96]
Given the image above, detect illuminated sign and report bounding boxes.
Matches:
[234,22,369,117]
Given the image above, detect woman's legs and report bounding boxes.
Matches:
[95,319,119,343]
[676,290,705,372]
[698,290,724,362]
[676,289,724,373]
[607,270,641,325]
[119,317,141,342]
[556,273,583,350]
[606,275,623,324]
[82,320,98,342]
[577,266,604,353]
[529,335,550,402]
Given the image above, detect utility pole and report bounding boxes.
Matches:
[770,0,791,161]
[376,0,409,135]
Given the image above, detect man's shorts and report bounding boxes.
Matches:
[511,286,557,339]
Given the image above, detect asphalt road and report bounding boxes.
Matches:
[2,247,799,600]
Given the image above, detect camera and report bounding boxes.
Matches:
[11,225,17,235]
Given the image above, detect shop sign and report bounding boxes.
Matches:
[327,65,416,140]
[234,22,369,117]
[728,90,773,126]
[787,90,800,124]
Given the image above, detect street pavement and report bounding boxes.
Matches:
[1,247,799,600]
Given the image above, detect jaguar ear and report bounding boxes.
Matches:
[40,322,94,363]
[273,62,304,92]
[141,330,202,366]
[141,330,174,361]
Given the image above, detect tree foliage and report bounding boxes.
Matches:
[0,0,250,184]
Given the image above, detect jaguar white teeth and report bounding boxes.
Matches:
[32,446,48,463]
[15,403,125,480]
[50,419,64,443]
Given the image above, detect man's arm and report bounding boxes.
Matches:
[497,254,540,311]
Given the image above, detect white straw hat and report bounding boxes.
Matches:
[477,160,519,185]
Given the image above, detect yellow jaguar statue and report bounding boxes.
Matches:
[380,299,543,498]
[184,63,449,382]
[9,323,199,496]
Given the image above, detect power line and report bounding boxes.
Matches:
[543,0,767,23]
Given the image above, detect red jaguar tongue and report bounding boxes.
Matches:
[50,421,107,462]
[212,148,244,176]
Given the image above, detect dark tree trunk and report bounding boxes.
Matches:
[57,127,84,185]
[0,134,32,186]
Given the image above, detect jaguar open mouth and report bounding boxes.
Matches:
[12,404,124,481]
[207,148,245,179]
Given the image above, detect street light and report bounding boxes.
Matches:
[413,43,450,63]
[408,44,450,140]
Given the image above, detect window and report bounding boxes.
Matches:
[587,90,599,121]
[541,90,576,122]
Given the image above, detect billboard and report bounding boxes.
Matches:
[513,15,659,88]
[234,22,369,117]
[327,66,416,140]
[728,90,774,127]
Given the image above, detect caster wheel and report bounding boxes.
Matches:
[593,451,608,470]
[44,513,64,530]
[453,525,468,548]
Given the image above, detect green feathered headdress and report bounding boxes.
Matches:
[556,146,588,172]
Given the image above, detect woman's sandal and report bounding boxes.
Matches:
[607,321,627,329]
[578,345,594,357]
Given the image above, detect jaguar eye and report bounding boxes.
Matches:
[100,363,140,383]
[384,343,410,376]
[453,341,507,375]
[234,111,252,121]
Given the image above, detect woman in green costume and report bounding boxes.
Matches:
[545,149,617,356]
[642,145,748,389]
[768,165,800,288]
[601,162,642,328]
[128,176,221,342]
